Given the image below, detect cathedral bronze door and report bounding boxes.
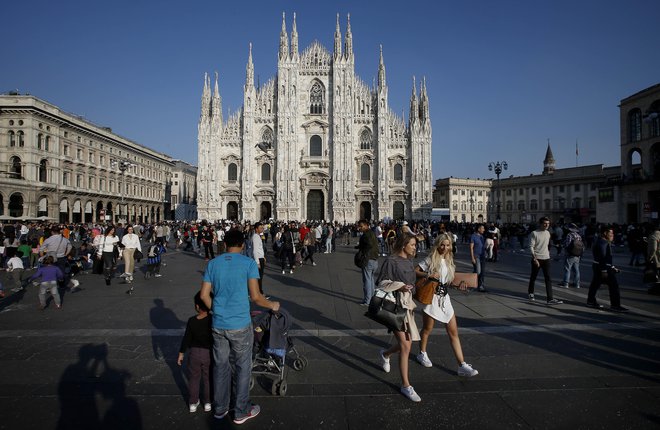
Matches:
[360,201,372,220]
[306,190,324,220]
[393,201,405,220]
[227,201,238,220]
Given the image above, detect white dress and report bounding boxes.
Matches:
[417,258,455,323]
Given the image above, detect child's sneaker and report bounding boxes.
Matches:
[189,401,200,413]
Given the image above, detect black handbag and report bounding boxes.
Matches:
[365,290,407,332]
[92,254,104,275]
[354,250,368,269]
[134,249,143,261]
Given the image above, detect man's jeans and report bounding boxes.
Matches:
[361,259,379,304]
[473,256,486,287]
[212,324,254,418]
[562,256,581,287]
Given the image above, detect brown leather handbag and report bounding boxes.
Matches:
[413,276,440,305]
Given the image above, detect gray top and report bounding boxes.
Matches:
[377,255,415,286]
[529,229,551,260]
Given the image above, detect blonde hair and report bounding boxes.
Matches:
[427,233,455,282]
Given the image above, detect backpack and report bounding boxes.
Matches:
[243,234,254,258]
[568,234,585,256]
[147,245,158,258]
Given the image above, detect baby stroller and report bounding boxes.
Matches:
[250,308,308,396]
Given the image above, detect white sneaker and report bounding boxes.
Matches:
[312,262,317,266]
[400,385,421,402]
[457,362,479,377]
[203,403,212,412]
[282,270,286,274]
[189,401,200,413]
[154,274,162,278]
[119,273,128,278]
[289,270,294,274]
[379,349,390,373]
[416,351,433,368]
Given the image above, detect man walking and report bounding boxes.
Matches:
[251,222,266,296]
[528,217,563,305]
[469,224,487,292]
[40,226,73,288]
[357,219,379,305]
[586,225,628,312]
[558,223,583,288]
[200,229,280,424]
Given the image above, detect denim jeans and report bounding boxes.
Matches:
[562,256,581,286]
[361,259,379,304]
[472,256,486,287]
[212,324,254,418]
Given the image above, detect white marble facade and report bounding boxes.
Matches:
[197,13,433,222]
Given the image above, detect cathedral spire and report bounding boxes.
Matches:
[212,71,222,124]
[279,12,289,60]
[333,13,342,60]
[290,12,298,58]
[409,76,418,126]
[245,42,254,89]
[201,72,210,118]
[344,13,353,60]
[419,76,429,122]
[378,44,386,89]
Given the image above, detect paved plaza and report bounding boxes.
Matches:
[0,240,659,429]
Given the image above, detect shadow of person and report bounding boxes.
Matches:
[149,298,188,402]
[98,365,142,430]
[56,344,103,430]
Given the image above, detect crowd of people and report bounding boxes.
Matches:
[1,216,659,420]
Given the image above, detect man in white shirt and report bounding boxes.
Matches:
[528,217,563,305]
[252,222,266,296]
[41,226,72,278]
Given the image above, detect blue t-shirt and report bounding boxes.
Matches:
[203,252,260,330]
[470,233,485,258]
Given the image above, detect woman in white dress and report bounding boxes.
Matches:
[413,233,479,377]
[121,225,142,286]
[93,226,120,286]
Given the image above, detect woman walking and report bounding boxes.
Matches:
[93,226,120,286]
[121,225,142,287]
[376,233,422,402]
[413,234,478,377]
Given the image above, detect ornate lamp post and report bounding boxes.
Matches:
[488,161,508,224]
[111,159,133,223]
[469,192,475,223]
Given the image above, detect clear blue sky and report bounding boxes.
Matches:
[2,0,659,180]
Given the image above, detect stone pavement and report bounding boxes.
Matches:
[0,240,659,429]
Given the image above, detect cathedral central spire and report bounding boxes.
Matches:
[334,13,342,60]
[245,43,254,89]
[378,45,386,88]
[279,12,289,60]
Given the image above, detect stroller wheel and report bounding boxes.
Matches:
[300,356,309,368]
[249,376,255,391]
[271,379,287,396]
[292,358,305,371]
[278,380,287,396]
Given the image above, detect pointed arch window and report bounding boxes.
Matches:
[309,81,325,114]
[309,135,322,157]
[360,129,372,150]
[261,127,274,149]
[360,163,370,182]
[393,163,403,182]
[261,163,271,181]
[228,163,238,182]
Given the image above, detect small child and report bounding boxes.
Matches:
[177,292,213,413]
[145,240,166,279]
[6,253,25,292]
[27,256,64,310]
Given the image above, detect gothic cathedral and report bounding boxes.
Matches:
[196,13,433,222]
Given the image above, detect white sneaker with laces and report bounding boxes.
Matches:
[189,401,200,413]
[379,349,390,373]
[457,362,479,377]
[401,385,421,402]
[416,351,433,368]
[203,403,212,412]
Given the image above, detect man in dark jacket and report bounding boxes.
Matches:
[586,225,627,312]
[357,219,379,305]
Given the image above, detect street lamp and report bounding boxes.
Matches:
[488,161,508,224]
[111,159,133,223]
[469,192,475,223]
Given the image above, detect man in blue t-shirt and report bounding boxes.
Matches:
[470,224,487,292]
[200,229,280,425]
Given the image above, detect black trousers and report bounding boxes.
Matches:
[204,242,215,259]
[528,258,553,300]
[587,264,620,307]
[257,258,265,294]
